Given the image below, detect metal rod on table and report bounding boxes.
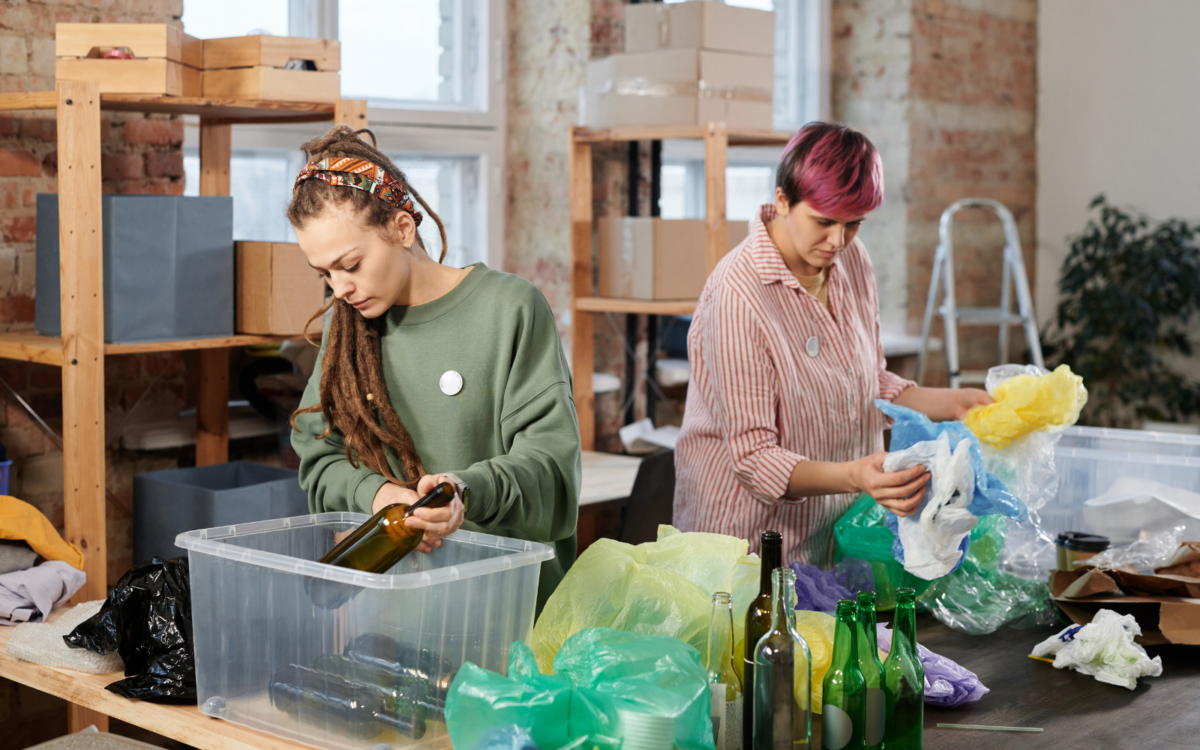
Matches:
[937,724,1044,733]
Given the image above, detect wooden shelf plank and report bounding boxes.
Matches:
[0,333,64,366]
[574,125,792,146]
[0,333,301,365]
[0,91,59,110]
[574,297,697,316]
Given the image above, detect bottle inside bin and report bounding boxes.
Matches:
[269,663,426,740]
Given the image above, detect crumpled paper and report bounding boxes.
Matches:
[964,364,1087,450]
[875,624,989,707]
[1030,609,1163,690]
[790,562,854,613]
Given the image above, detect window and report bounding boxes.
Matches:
[180,0,505,267]
[659,142,781,221]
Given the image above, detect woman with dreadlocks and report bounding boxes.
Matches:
[289,126,581,611]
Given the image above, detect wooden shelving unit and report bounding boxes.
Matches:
[569,124,792,450]
[0,86,366,600]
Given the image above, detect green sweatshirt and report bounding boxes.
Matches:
[291,264,581,611]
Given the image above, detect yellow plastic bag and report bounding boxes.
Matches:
[531,526,760,674]
[964,364,1087,449]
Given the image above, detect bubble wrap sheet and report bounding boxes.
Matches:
[29,731,163,750]
[6,600,123,673]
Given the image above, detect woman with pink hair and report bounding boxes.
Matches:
[674,122,991,566]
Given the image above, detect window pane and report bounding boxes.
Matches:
[659,162,774,221]
[659,165,688,220]
[181,0,288,38]
[726,166,774,221]
[184,147,301,242]
[389,153,485,268]
[340,0,483,110]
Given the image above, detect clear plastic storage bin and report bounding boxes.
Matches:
[1046,425,1200,540]
[177,513,553,750]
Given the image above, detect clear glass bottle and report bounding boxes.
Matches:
[752,567,811,749]
[707,591,744,750]
[269,663,426,740]
[821,599,865,750]
[882,588,924,749]
[855,591,884,750]
[744,531,783,750]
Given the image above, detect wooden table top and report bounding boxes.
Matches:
[579,450,642,507]
[811,614,1200,749]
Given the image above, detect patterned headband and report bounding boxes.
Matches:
[293,157,423,226]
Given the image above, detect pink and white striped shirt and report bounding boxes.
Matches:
[674,205,914,567]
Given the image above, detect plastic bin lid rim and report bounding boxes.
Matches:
[175,512,555,590]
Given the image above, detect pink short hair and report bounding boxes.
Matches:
[776,122,884,218]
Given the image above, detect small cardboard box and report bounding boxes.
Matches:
[1050,550,1200,645]
[55,23,202,96]
[202,36,340,71]
[237,242,327,337]
[134,461,309,563]
[598,218,749,300]
[585,49,773,131]
[36,194,234,343]
[625,1,775,57]
[202,67,341,103]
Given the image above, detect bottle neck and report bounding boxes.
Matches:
[760,542,781,594]
[858,605,877,653]
[768,573,794,631]
[832,614,858,667]
[706,599,734,677]
[892,603,917,656]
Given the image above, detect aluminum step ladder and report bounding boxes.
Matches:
[916,198,1045,388]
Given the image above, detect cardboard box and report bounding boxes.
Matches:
[202,35,340,71]
[598,218,749,300]
[202,67,341,103]
[237,242,327,337]
[55,23,202,96]
[625,1,775,57]
[1050,549,1200,645]
[586,49,773,130]
[134,462,310,563]
[36,194,234,343]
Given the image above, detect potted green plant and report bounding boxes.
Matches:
[1043,196,1200,428]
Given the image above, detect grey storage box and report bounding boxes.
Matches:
[36,193,234,343]
[134,461,309,563]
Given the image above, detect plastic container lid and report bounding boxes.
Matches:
[1056,531,1110,552]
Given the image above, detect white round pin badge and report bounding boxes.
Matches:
[439,370,463,396]
[805,336,820,358]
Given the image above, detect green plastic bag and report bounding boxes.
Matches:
[531,526,760,673]
[446,628,714,750]
[833,494,934,609]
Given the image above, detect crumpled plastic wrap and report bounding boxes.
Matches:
[6,600,123,673]
[65,557,195,703]
[469,725,540,750]
[531,527,759,674]
[883,434,979,580]
[790,562,853,613]
[445,628,712,750]
[1030,609,1163,690]
[964,364,1087,450]
[1081,525,1186,573]
[875,624,989,707]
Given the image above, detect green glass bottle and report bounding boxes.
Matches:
[855,591,884,750]
[344,632,459,699]
[882,588,923,749]
[269,663,426,740]
[821,600,865,750]
[311,653,446,722]
[752,567,811,749]
[706,591,743,750]
[744,531,783,750]
[307,482,457,609]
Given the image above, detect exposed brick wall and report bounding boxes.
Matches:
[833,0,1037,384]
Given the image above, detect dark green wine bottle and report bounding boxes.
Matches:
[269,663,425,740]
[855,591,884,750]
[311,653,446,721]
[821,600,866,750]
[307,482,457,609]
[744,530,783,750]
[345,632,459,699]
[882,588,923,749]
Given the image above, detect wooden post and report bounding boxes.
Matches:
[335,98,368,129]
[57,80,110,735]
[568,129,595,451]
[704,121,729,273]
[196,118,232,466]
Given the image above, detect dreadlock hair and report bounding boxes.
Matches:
[287,125,448,489]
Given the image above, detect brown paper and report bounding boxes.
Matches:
[1156,542,1200,577]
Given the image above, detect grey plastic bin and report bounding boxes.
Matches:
[134,461,309,563]
[36,193,234,343]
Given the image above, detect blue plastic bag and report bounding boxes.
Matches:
[875,400,1027,578]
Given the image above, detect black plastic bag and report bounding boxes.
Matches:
[65,556,195,703]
